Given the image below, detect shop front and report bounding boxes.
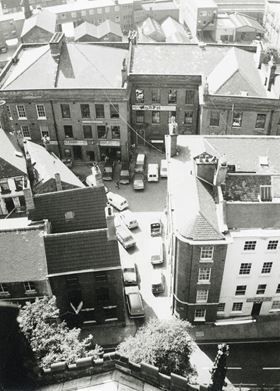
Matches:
[99,139,121,161]
[63,139,99,163]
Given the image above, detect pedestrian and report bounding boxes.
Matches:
[115,179,120,189]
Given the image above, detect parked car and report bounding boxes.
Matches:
[135,153,146,173]
[103,161,114,181]
[151,270,165,295]
[107,192,128,211]
[119,210,138,229]
[147,163,159,182]
[160,159,167,178]
[120,161,130,184]
[150,218,162,236]
[150,237,164,265]
[116,223,136,249]
[133,173,145,190]
[125,286,145,318]
[122,261,137,286]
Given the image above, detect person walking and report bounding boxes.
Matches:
[115,179,120,189]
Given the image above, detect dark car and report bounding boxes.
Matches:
[133,173,145,190]
[120,161,130,185]
[125,286,145,318]
[103,161,114,181]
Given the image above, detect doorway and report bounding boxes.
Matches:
[136,129,145,146]
[87,151,95,161]
[251,301,262,316]
[73,146,82,160]
[4,198,15,213]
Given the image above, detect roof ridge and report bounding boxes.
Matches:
[45,228,108,237]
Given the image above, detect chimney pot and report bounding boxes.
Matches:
[105,204,116,241]
[54,172,62,191]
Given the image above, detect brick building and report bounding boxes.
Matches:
[21,8,57,43]
[166,134,280,323]
[74,20,123,42]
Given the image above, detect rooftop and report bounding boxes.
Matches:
[21,9,56,38]
[229,12,265,32]
[141,1,178,11]
[47,0,134,14]
[0,129,27,179]
[74,20,123,41]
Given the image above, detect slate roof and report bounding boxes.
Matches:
[0,218,48,282]
[0,129,27,179]
[161,17,190,43]
[139,17,165,42]
[74,20,123,41]
[29,186,107,233]
[24,141,84,191]
[45,229,120,274]
[21,9,56,38]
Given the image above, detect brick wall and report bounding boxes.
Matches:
[21,26,54,43]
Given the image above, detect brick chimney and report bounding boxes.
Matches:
[23,187,35,211]
[22,0,32,19]
[54,173,62,191]
[121,57,127,87]
[254,40,264,69]
[214,157,228,186]
[105,204,116,241]
[49,32,64,59]
[0,100,13,134]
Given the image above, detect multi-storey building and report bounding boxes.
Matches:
[263,0,280,50]
[215,0,265,23]
[166,134,280,323]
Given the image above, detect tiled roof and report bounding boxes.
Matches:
[45,229,120,274]
[1,43,128,90]
[74,20,123,41]
[0,129,27,179]
[29,187,107,233]
[21,9,56,38]
[0,219,48,282]
[24,141,84,192]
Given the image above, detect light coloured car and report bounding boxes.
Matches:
[122,262,137,286]
[150,237,164,265]
[147,163,159,182]
[150,218,162,237]
[107,192,128,211]
[116,224,136,249]
[133,173,145,190]
[160,159,167,178]
[125,286,145,318]
[119,210,138,229]
[151,270,165,295]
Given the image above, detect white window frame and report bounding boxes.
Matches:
[235,285,246,296]
[256,284,266,295]
[239,263,252,275]
[0,283,10,296]
[271,300,280,311]
[267,240,278,250]
[261,262,273,274]
[200,245,214,261]
[196,289,208,303]
[24,281,36,294]
[194,308,206,321]
[16,104,27,119]
[244,241,256,251]
[198,267,211,282]
[36,104,46,119]
[21,125,30,138]
[40,125,49,138]
[232,302,243,312]
[217,302,225,312]
[81,10,87,16]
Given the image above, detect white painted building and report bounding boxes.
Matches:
[263,0,280,49]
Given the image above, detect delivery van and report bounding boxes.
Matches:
[147,163,159,182]
[135,153,146,173]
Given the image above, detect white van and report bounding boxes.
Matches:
[107,192,128,211]
[150,237,164,265]
[120,210,139,229]
[160,159,167,178]
[135,153,146,173]
[147,163,159,182]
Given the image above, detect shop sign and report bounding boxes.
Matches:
[132,105,176,111]
[82,120,104,124]
[246,297,272,303]
[48,141,58,145]
[64,140,87,146]
[99,140,120,147]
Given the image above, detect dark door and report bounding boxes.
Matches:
[87,151,95,161]
[73,146,82,160]
[4,198,15,213]
[251,301,262,316]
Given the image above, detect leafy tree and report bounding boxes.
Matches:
[18,296,102,369]
[262,47,280,64]
[117,318,196,380]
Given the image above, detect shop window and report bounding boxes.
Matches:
[95,104,105,118]
[135,88,144,103]
[232,302,243,312]
[256,284,266,295]
[260,185,272,201]
[168,89,177,104]
[235,285,246,295]
[152,111,160,124]
[64,149,72,158]
[268,240,278,250]
[97,125,106,139]
[21,125,30,138]
[80,104,91,118]
[255,113,266,129]
[111,126,120,139]
[136,111,144,123]
[184,111,193,124]
[232,111,242,127]
[194,308,206,321]
[36,104,46,119]
[168,111,176,122]
[110,104,119,118]
[151,88,160,103]
[96,287,109,302]
[64,125,73,138]
[0,283,10,296]
[61,103,71,118]
[16,104,26,119]
[210,111,220,126]
[185,90,195,104]
[83,125,92,139]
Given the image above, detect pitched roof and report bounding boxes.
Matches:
[24,141,84,192]
[0,129,27,179]
[0,218,48,282]
[29,186,107,233]
[74,20,123,41]
[229,12,265,32]
[74,21,98,41]
[45,229,120,274]
[21,9,56,38]
[140,17,165,42]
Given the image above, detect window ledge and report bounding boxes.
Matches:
[197,281,211,285]
[0,292,10,297]
[269,309,280,312]
[199,259,213,263]
[18,117,27,120]
[194,318,206,322]
[231,311,243,314]
[103,305,117,309]
[25,290,37,295]
[105,318,118,322]
[37,117,47,120]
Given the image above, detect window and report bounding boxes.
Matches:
[14,177,23,191]
[244,241,256,251]
[115,5,120,11]
[105,6,110,12]
[95,104,104,118]
[24,281,36,293]
[0,181,10,193]
[152,111,160,124]
[71,11,76,17]
[239,263,252,275]
[276,284,280,294]
[196,289,208,303]
[89,9,94,15]
[261,262,273,274]
[6,105,12,119]
[235,285,246,295]
[96,287,109,302]
[40,125,49,138]
[61,104,71,118]
[232,111,242,127]
[115,16,120,22]
[255,114,266,129]
[80,104,90,118]
[194,308,206,321]
[81,10,87,16]
[21,125,30,138]
[36,104,46,118]
[168,89,177,104]
[135,88,144,103]
[136,110,144,124]
[260,185,272,201]
[97,125,106,139]
[83,125,92,139]
[200,246,214,260]
[104,305,118,321]
[152,88,160,103]
[210,111,220,126]
[268,240,278,250]
[198,267,211,282]
[65,211,75,221]
[110,104,119,118]
[271,300,280,310]
[0,283,9,296]
[185,90,195,104]
[184,111,193,124]
[64,148,72,158]
[16,104,26,119]
[232,302,243,312]
[64,125,73,138]
[217,303,225,312]
[111,125,120,139]
[256,284,266,295]
[97,7,102,14]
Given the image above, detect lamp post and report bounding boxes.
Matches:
[208,343,230,391]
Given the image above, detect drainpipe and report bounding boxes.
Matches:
[50,100,63,158]
[267,109,274,135]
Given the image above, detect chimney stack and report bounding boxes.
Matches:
[0,100,13,134]
[105,204,116,241]
[254,40,264,69]
[49,32,64,60]
[169,117,178,157]
[22,0,32,19]
[54,173,62,191]
[121,58,127,87]
[267,55,276,91]
[23,187,35,211]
